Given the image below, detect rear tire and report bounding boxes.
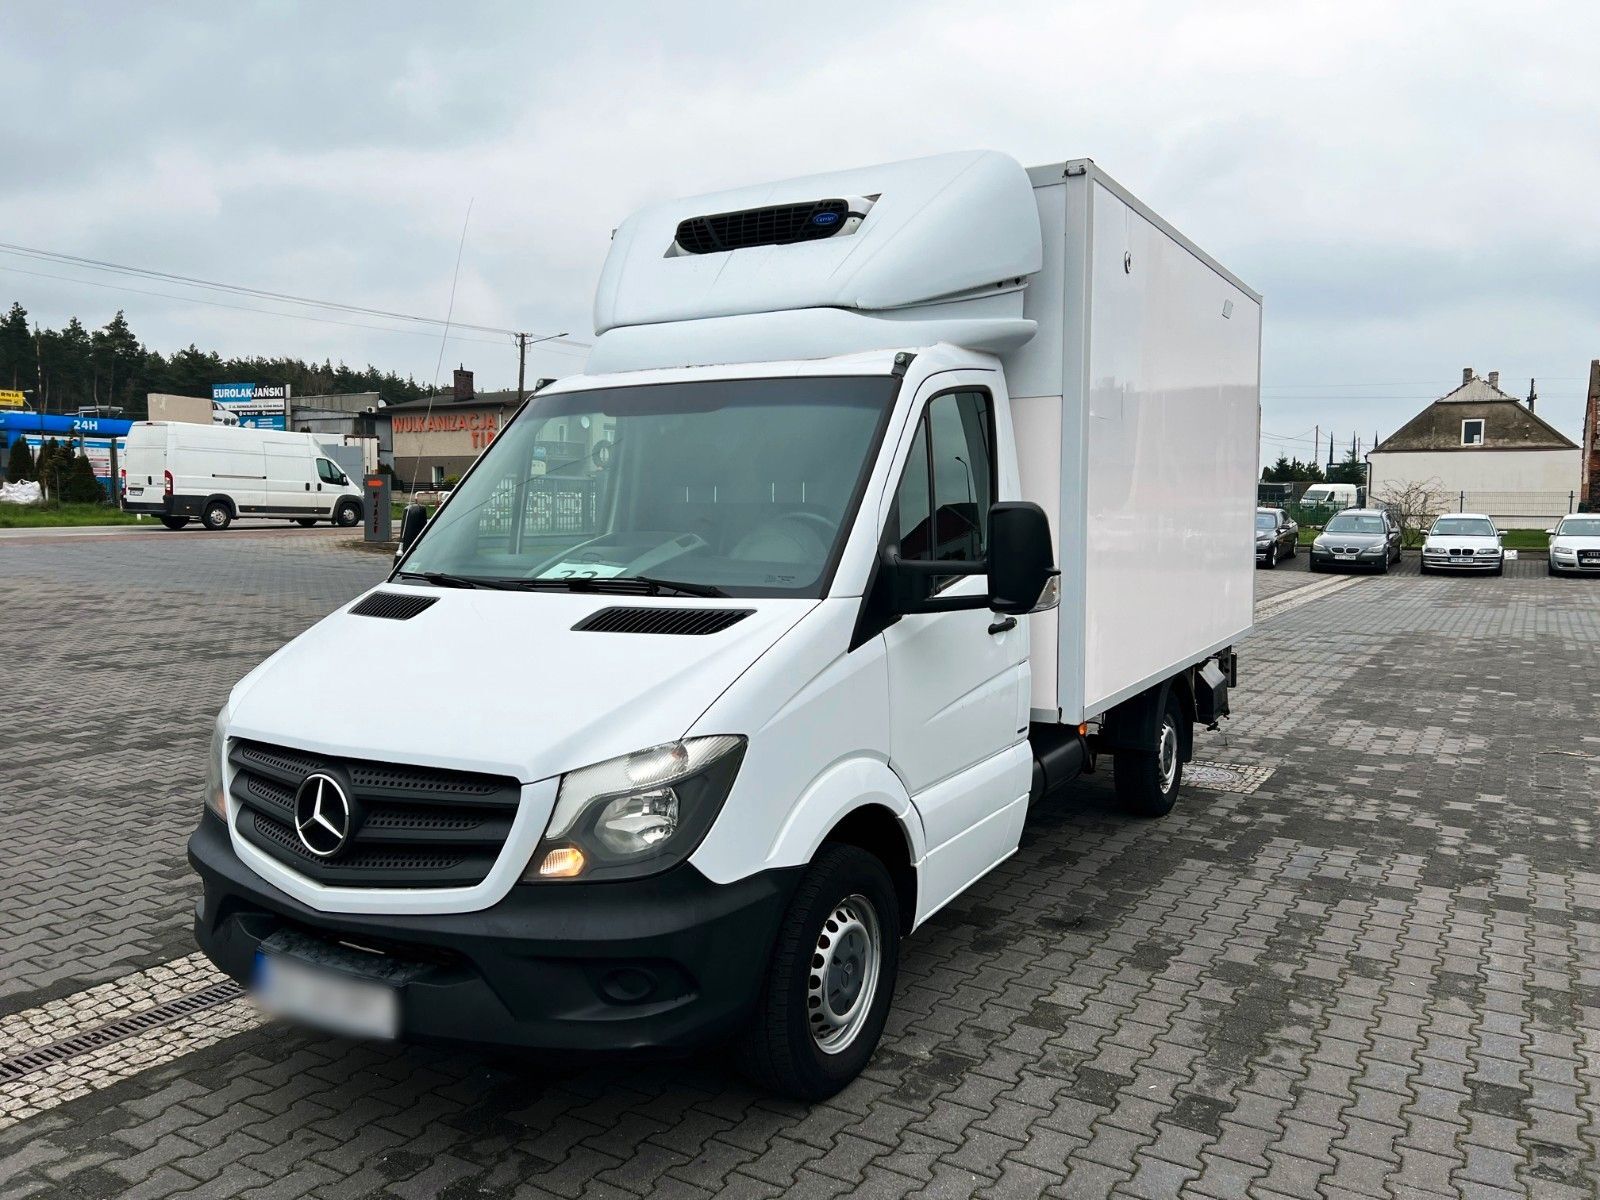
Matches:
[739,844,900,1101]
[334,500,362,527]
[295,517,318,527]
[159,515,189,531]
[202,501,232,531]
[1113,691,1186,818]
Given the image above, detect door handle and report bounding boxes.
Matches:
[987,616,1017,636]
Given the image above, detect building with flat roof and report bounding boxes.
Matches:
[377,370,523,489]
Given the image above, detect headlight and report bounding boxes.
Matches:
[523,736,746,883]
[1477,548,1498,556]
[205,709,228,821]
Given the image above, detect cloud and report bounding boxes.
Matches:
[2,0,1595,441]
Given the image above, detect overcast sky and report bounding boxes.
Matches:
[3,1,1596,461]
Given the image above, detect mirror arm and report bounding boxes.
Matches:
[888,555,985,577]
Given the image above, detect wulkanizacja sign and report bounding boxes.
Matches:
[212,382,290,430]
[392,410,501,449]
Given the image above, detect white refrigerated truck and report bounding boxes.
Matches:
[190,151,1259,1098]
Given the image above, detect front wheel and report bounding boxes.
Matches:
[159,515,189,531]
[1264,544,1277,570]
[334,500,362,527]
[1113,691,1186,818]
[739,844,900,1100]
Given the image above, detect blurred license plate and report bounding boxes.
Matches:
[253,951,399,1039]
[1334,553,1356,561]
[126,486,143,496]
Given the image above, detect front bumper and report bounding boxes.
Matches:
[1422,553,1501,571]
[189,814,799,1052]
[1551,555,1600,573]
[1309,549,1386,569]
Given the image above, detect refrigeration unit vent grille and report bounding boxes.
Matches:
[674,199,852,254]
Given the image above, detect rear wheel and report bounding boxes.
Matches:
[202,501,232,531]
[739,844,900,1100]
[295,517,318,527]
[159,515,189,531]
[1113,690,1186,818]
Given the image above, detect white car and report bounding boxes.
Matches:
[1548,515,1600,577]
[1420,514,1503,576]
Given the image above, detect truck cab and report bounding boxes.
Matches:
[189,151,1260,1099]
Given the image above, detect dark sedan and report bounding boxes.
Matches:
[1255,507,1298,568]
[1309,508,1403,574]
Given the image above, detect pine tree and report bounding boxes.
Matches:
[61,451,105,503]
[5,436,34,482]
[34,438,62,499]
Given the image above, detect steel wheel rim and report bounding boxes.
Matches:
[1158,718,1179,794]
[807,894,881,1055]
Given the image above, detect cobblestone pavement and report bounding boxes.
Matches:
[0,534,389,1015]
[3,537,1599,1199]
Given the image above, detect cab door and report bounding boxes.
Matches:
[877,377,1031,922]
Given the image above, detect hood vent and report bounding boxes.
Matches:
[671,197,870,256]
[573,606,754,636]
[351,592,440,621]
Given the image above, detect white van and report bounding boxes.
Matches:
[1298,483,1359,510]
[189,152,1260,1098]
[122,422,364,531]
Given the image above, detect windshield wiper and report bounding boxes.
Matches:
[526,574,730,598]
[398,571,521,591]
[626,574,729,598]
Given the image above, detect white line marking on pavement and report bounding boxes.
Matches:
[0,954,265,1132]
[1255,573,1365,620]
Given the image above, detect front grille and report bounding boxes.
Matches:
[674,199,851,254]
[229,740,520,889]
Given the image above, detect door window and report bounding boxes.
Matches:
[890,390,995,586]
[316,458,344,484]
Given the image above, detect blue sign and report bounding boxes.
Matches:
[212,382,289,431]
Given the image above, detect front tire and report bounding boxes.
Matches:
[1264,544,1277,570]
[202,501,232,531]
[1113,691,1186,818]
[739,844,900,1101]
[159,515,189,531]
[334,500,362,528]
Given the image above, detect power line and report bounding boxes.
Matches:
[0,239,589,347]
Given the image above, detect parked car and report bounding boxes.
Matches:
[1547,514,1600,577]
[1420,514,1503,575]
[1255,507,1298,568]
[1309,508,1402,573]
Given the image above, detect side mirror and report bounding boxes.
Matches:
[988,501,1059,614]
[399,503,428,551]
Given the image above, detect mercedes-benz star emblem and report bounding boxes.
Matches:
[293,773,351,858]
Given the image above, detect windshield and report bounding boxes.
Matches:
[1431,517,1496,537]
[1302,489,1331,503]
[1324,513,1385,534]
[1255,512,1278,530]
[1556,517,1600,537]
[398,376,896,597]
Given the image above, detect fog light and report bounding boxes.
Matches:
[538,846,586,878]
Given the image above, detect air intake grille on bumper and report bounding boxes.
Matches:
[674,199,851,254]
[228,740,520,889]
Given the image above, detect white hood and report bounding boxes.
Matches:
[1551,534,1600,552]
[226,588,814,783]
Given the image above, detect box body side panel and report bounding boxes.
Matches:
[1078,179,1260,717]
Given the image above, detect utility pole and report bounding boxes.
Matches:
[1527,377,1537,415]
[515,331,569,403]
